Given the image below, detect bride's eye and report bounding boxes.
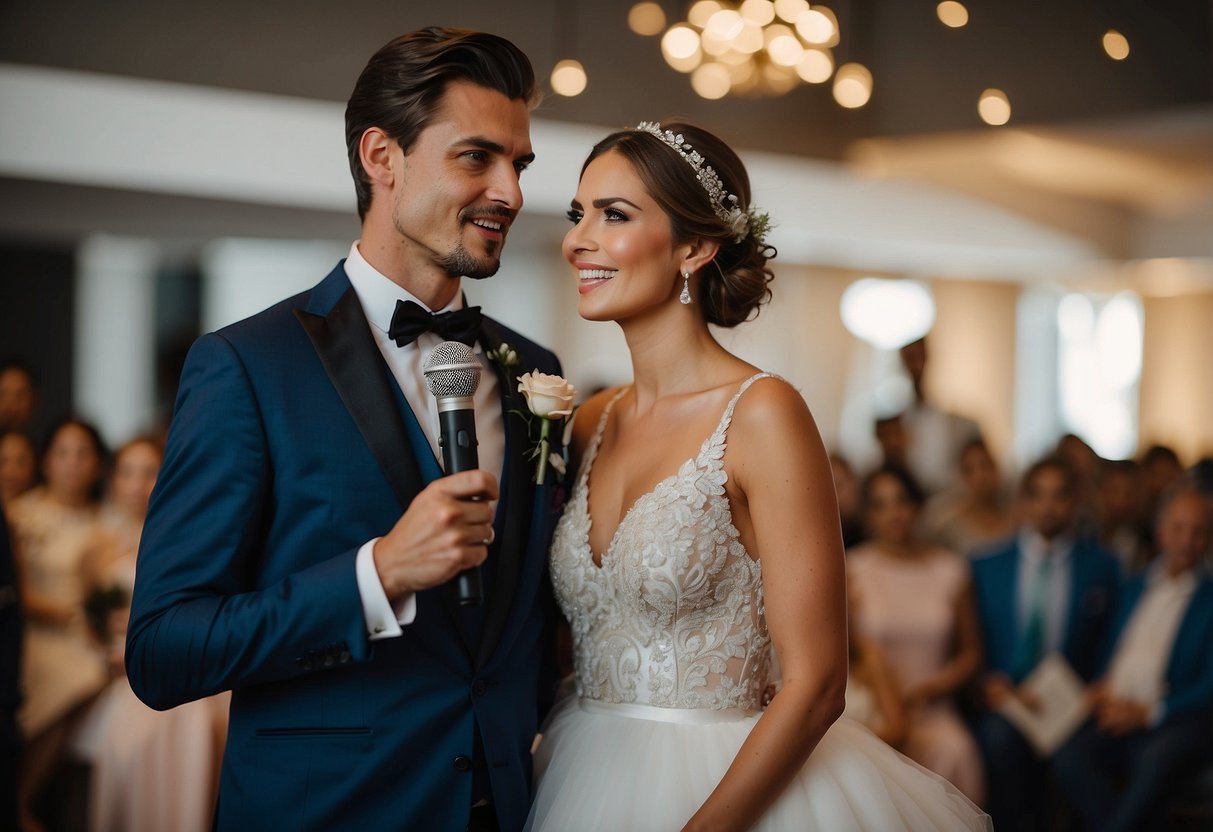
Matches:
[566,209,583,224]
[604,207,628,222]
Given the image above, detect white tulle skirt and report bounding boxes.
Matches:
[526,698,991,832]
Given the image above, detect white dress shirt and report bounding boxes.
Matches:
[1105,562,1197,722]
[1016,530,1075,657]
[344,242,504,639]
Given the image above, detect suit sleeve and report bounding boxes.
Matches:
[126,333,372,710]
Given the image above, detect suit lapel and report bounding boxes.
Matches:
[295,278,424,510]
[476,319,536,670]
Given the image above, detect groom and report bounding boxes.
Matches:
[127,28,561,832]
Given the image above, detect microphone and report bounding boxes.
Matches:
[422,341,485,606]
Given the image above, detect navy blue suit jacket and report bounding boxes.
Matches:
[971,536,1120,684]
[127,263,562,831]
[1097,571,1213,726]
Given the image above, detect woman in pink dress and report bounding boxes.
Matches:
[847,464,986,805]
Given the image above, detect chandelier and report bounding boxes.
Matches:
[629,0,872,104]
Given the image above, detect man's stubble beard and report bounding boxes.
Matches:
[438,237,502,281]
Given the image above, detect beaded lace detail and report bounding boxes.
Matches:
[549,373,774,711]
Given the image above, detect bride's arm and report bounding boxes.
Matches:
[683,379,848,832]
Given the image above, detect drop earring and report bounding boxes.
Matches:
[679,270,692,305]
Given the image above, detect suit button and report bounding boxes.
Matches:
[472,680,488,696]
[453,755,472,772]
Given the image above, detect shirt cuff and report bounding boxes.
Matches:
[355,538,417,640]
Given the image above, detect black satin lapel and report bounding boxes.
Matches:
[476,322,535,670]
[294,289,423,511]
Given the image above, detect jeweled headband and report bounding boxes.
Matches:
[633,121,771,245]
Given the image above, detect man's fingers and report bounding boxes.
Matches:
[436,470,499,501]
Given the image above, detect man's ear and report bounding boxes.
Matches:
[359,127,397,192]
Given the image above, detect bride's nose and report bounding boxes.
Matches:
[562,222,595,261]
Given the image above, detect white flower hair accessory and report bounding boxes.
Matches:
[633,121,771,245]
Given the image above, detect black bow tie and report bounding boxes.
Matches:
[388,300,483,347]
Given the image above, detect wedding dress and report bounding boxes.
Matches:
[527,374,991,831]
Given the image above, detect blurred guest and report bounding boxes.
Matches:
[897,337,982,495]
[1053,484,1213,832]
[1191,456,1213,496]
[844,629,907,749]
[970,456,1120,832]
[1,510,22,832]
[847,465,985,804]
[873,414,908,469]
[1140,444,1185,554]
[7,418,109,831]
[71,436,230,832]
[829,452,864,548]
[0,361,38,435]
[1055,433,1101,538]
[1094,459,1148,576]
[0,431,38,506]
[922,438,1015,557]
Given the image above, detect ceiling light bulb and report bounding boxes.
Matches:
[662,24,702,60]
[627,3,667,36]
[691,62,732,99]
[773,0,810,24]
[796,8,838,46]
[978,88,1011,125]
[936,1,969,28]
[833,63,872,108]
[688,0,723,29]
[1102,30,1130,60]
[550,59,588,97]
[740,0,776,27]
[796,48,834,83]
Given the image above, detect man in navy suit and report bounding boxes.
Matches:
[127,28,561,831]
[1053,484,1213,832]
[970,456,1120,832]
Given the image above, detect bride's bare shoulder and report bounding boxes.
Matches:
[569,385,626,455]
[728,375,827,468]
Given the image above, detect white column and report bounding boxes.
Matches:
[74,235,159,446]
[200,238,346,332]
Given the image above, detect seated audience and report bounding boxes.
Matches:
[922,438,1015,556]
[843,629,907,749]
[897,337,983,496]
[829,452,864,549]
[970,456,1121,832]
[1094,459,1149,575]
[1053,484,1213,832]
[7,418,109,831]
[847,465,985,804]
[0,362,38,435]
[0,431,37,507]
[71,436,229,832]
[1140,444,1186,555]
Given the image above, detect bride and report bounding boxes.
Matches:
[525,121,990,831]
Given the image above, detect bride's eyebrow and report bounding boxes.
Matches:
[592,197,642,210]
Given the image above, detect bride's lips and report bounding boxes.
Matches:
[575,262,617,295]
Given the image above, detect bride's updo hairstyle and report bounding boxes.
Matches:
[581,121,775,327]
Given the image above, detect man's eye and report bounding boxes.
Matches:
[464,151,488,163]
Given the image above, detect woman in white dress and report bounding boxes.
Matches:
[526,121,990,831]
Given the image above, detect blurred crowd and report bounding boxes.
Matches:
[1,359,228,832]
[833,340,1213,832]
[3,332,1212,832]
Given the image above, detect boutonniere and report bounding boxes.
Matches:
[516,371,577,485]
[486,342,521,376]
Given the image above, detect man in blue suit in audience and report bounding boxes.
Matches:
[970,456,1120,832]
[1053,484,1213,832]
[127,28,561,832]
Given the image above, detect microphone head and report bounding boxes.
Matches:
[422,341,482,399]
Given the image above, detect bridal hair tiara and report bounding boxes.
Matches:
[633,121,771,245]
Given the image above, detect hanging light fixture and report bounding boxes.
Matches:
[646,0,863,101]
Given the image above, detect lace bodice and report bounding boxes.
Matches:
[549,373,773,711]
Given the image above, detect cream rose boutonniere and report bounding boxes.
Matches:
[517,371,576,484]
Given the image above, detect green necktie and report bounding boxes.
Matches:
[1014,552,1054,679]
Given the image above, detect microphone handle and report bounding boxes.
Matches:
[438,405,483,607]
